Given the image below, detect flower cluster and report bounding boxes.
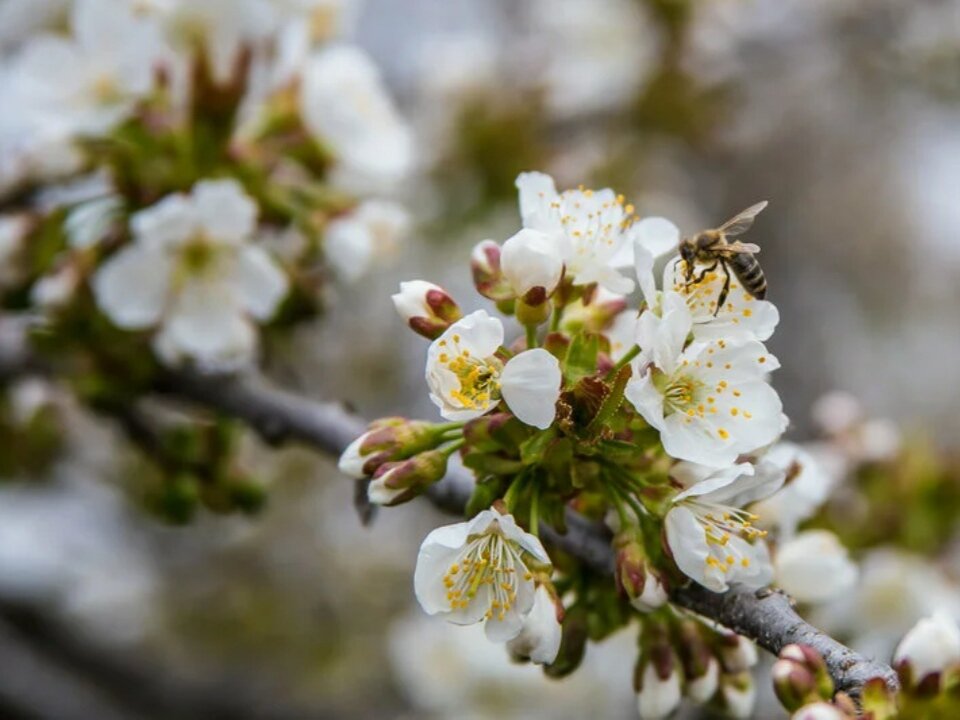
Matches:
[343,171,865,717]
[0,0,412,371]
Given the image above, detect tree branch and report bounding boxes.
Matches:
[0,333,898,697]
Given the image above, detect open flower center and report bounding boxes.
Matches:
[543,188,634,268]
[442,528,529,620]
[656,371,706,417]
[688,500,768,575]
[437,335,503,410]
[178,236,223,278]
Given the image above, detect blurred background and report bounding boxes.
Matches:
[1,0,960,717]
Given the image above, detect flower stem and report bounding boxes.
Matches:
[440,439,465,456]
[550,303,562,332]
[525,324,538,349]
[530,485,540,536]
[605,344,640,380]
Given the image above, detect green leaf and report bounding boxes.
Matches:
[563,332,600,383]
[588,365,632,434]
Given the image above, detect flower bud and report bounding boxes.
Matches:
[791,702,850,720]
[560,287,629,334]
[515,291,551,327]
[773,657,818,711]
[501,228,563,299]
[338,418,441,478]
[507,585,563,665]
[675,621,719,703]
[717,633,758,673]
[543,603,589,678]
[777,644,834,703]
[368,448,449,506]
[860,677,898,720]
[636,625,681,720]
[893,611,960,695]
[614,533,667,612]
[471,240,513,301]
[392,280,462,339]
[719,671,756,719]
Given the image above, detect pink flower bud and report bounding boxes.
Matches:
[368,449,448,506]
[392,280,461,339]
[614,533,667,612]
[470,240,513,301]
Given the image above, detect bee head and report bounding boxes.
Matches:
[679,240,696,279]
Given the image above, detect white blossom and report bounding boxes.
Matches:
[751,442,834,538]
[894,612,960,683]
[500,228,564,297]
[775,530,857,604]
[665,461,784,592]
[4,0,166,141]
[426,311,561,429]
[634,242,779,343]
[145,0,277,85]
[625,293,783,467]
[414,506,551,642]
[530,0,658,121]
[515,172,675,294]
[606,307,640,361]
[300,44,413,194]
[325,200,410,282]
[93,179,288,370]
[636,660,681,720]
[506,585,562,665]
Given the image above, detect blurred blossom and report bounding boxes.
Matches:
[300,43,414,194]
[812,549,960,661]
[3,0,167,138]
[811,391,863,436]
[388,613,635,719]
[526,0,658,120]
[774,530,857,604]
[325,199,411,281]
[93,179,289,370]
[752,442,835,539]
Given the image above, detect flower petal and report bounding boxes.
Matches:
[154,279,255,370]
[665,506,724,592]
[92,245,171,329]
[630,216,679,258]
[500,349,561,429]
[236,246,288,320]
[192,179,257,242]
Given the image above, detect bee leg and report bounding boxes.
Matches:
[686,261,718,289]
[714,262,732,317]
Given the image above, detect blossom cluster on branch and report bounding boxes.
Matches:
[1,0,411,369]
[341,171,960,718]
[0,0,412,518]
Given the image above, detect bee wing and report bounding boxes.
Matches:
[719,201,768,237]
[723,242,760,254]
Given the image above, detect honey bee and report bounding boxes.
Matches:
[678,201,768,315]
